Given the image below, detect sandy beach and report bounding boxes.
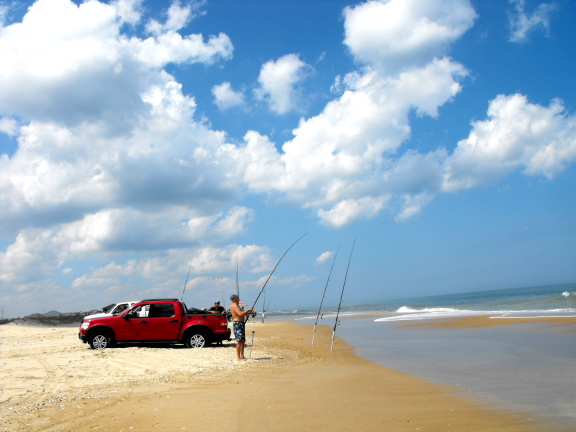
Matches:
[1,318,570,432]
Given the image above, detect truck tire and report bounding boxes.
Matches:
[89,332,111,350]
[186,332,208,348]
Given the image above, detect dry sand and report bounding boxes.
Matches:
[0,318,565,432]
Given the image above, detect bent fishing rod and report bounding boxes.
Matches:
[331,238,355,352]
[244,233,308,324]
[312,245,340,345]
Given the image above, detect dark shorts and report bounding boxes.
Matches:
[233,321,245,342]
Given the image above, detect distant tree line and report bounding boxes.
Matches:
[0,311,93,326]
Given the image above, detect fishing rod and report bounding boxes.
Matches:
[265,295,272,311]
[261,290,266,323]
[331,239,355,352]
[312,245,340,345]
[262,294,272,323]
[180,264,192,301]
[212,276,223,307]
[235,252,240,297]
[244,233,308,324]
[249,330,255,358]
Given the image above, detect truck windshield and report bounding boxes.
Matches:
[111,304,128,315]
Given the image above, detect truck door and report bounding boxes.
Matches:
[143,303,181,340]
[115,304,150,340]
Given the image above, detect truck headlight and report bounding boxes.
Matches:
[80,322,90,330]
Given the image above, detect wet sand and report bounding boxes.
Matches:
[403,315,576,331]
[0,318,566,431]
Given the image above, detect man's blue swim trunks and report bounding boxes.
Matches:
[233,321,246,342]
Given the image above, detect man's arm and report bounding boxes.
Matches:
[231,303,254,320]
[240,308,254,317]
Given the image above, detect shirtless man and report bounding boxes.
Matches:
[229,294,254,361]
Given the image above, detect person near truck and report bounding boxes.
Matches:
[209,301,225,313]
[230,294,254,361]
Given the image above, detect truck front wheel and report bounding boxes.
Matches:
[89,332,110,350]
[186,332,208,348]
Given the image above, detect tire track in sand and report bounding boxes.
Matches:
[106,358,152,374]
[15,355,65,406]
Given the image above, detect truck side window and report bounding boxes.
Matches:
[149,303,175,318]
[127,305,149,318]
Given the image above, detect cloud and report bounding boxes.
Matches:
[0,0,232,130]
[214,206,255,238]
[233,1,475,224]
[0,3,9,27]
[0,0,250,306]
[444,94,576,191]
[236,57,468,225]
[113,0,143,25]
[508,0,557,43]
[254,53,309,114]
[0,117,17,136]
[69,243,275,294]
[145,0,200,35]
[234,0,576,226]
[212,82,245,110]
[133,31,233,68]
[343,0,477,74]
[315,251,333,265]
[318,196,388,228]
[0,204,256,285]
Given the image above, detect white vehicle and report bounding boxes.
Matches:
[83,301,139,320]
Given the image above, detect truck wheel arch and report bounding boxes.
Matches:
[183,325,211,348]
[87,326,116,350]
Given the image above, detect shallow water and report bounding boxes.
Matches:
[333,316,576,431]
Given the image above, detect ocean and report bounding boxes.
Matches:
[274,283,576,431]
[305,282,576,319]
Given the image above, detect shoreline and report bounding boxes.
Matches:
[1,319,566,431]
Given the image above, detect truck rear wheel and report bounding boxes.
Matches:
[186,332,208,348]
[89,332,110,350]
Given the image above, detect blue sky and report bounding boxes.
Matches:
[1,0,575,318]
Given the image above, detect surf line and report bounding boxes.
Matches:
[245,233,308,325]
[331,238,355,352]
[312,244,340,345]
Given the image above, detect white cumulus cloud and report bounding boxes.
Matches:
[444,94,576,191]
[212,82,245,110]
[343,0,477,74]
[255,53,309,114]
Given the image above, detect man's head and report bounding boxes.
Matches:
[230,294,239,302]
[214,301,220,305]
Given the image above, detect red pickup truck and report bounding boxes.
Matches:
[78,299,230,350]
